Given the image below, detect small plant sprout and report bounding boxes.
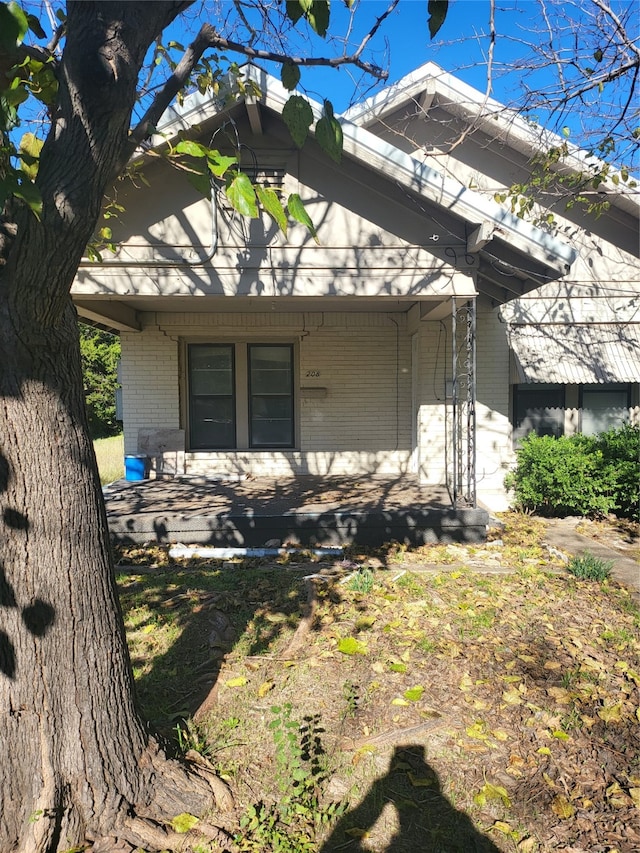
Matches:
[567,552,613,582]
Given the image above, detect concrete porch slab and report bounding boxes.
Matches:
[104,475,489,548]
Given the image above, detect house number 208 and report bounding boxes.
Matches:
[306,370,320,377]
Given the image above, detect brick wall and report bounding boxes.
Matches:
[121,312,413,477]
[120,330,179,455]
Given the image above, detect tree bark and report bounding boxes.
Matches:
[0,4,229,851]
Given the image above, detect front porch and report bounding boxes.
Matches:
[104,475,489,548]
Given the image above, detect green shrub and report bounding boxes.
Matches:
[505,426,639,521]
[80,324,121,438]
[567,552,613,581]
[594,424,640,521]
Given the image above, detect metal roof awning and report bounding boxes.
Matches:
[507,323,640,384]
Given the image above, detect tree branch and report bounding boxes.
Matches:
[127,13,392,157]
[591,0,640,60]
[207,32,390,78]
[128,23,219,154]
[350,0,400,62]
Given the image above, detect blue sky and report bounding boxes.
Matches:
[15,1,639,169]
[227,0,637,166]
[288,0,513,110]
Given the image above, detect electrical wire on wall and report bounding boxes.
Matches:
[432,320,448,402]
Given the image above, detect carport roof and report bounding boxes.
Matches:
[507,323,640,384]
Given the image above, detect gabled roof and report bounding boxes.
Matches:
[151,65,578,297]
[344,62,639,219]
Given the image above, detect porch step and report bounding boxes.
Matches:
[108,505,489,548]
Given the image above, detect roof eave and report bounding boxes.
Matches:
[147,66,578,281]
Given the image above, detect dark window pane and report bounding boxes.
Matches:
[251,414,293,446]
[190,345,233,395]
[249,345,293,447]
[582,386,630,435]
[250,369,292,394]
[189,345,235,448]
[514,385,565,442]
[190,347,233,372]
[190,397,235,448]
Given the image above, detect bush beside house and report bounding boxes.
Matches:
[506,425,640,521]
[79,324,121,438]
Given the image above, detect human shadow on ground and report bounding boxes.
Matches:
[320,745,501,853]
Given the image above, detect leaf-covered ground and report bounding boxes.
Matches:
[116,514,640,852]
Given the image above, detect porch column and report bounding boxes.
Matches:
[451,297,477,507]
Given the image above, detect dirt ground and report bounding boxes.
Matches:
[116,514,640,852]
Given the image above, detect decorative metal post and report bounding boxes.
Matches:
[451,298,477,507]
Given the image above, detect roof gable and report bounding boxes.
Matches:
[148,65,578,296]
[343,62,639,220]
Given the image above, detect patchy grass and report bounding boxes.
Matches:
[94,432,123,485]
[116,517,640,853]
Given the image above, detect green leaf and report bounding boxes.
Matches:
[337,636,367,655]
[427,0,449,40]
[206,152,237,178]
[257,185,288,236]
[18,132,43,180]
[174,140,207,158]
[593,48,603,63]
[286,1,305,24]
[186,170,212,199]
[26,12,46,39]
[307,0,330,37]
[282,95,314,148]
[226,172,258,218]
[0,1,29,52]
[14,177,42,218]
[4,80,29,108]
[287,193,319,243]
[316,102,342,164]
[281,61,301,91]
[403,685,424,702]
[285,0,330,35]
[170,813,200,833]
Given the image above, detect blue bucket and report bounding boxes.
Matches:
[124,455,148,481]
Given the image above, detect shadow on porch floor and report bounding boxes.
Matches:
[104,475,488,548]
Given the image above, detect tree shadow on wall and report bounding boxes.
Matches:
[320,745,501,853]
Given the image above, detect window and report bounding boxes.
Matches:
[513,384,565,442]
[580,384,630,435]
[187,343,294,449]
[512,382,633,443]
[188,345,235,449]
[248,345,294,447]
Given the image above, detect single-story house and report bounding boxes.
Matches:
[72,62,640,531]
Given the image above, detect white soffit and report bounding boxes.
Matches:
[507,323,640,384]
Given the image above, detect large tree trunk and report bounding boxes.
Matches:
[0,4,229,851]
[0,302,221,851]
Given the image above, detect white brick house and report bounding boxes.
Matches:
[72,64,640,512]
